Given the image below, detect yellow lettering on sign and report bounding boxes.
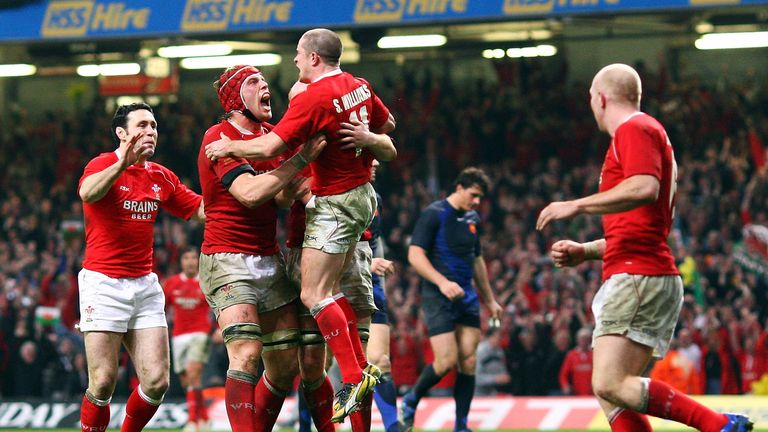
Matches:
[354,0,467,23]
[231,0,292,24]
[91,3,150,31]
[181,0,233,31]
[41,1,93,37]
[407,0,467,15]
[502,0,556,15]
[354,0,405,22]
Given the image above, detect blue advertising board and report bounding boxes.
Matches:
[0,0,765,42]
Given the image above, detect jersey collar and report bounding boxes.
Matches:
[312,68,342,83]
[618,111,644,128]
[228,119,255,135]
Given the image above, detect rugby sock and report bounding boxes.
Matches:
[196,388,209,421]
[298,390,313,432]
[312,299,363,383]
[608,408,652,432]
[453,372,475,431]
[411,364,443,402]
[81,392,110,432]
[373,373,399,432]
[349,391,373,432]
[301,375,335,432]
[645,378,728,432]
[335,294,368,368]
[224,370,257,432]
[253,373,288,432]
[186,387,198,424]
[121,386,162,432]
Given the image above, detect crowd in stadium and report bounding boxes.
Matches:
[1,57,767,400]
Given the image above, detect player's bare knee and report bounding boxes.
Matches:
[299,347,327,381]
[458,354,477,375]
[261,327,300,388]
[433,353,458,375]
[142,377,170,399]
[88,368,117,397]
[88,380,116,400]
[269,363,299,390]
[266,352,300,389]
[300,290,324,310]
[222,322,263,371]
[592,375,622,404]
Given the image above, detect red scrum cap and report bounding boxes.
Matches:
[216,65,261,113]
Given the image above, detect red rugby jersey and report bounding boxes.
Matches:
[163,273,211,336]
[272,70,390,196]
[198,120,281,255]
[600,113,679,279]
[79,152,202,278]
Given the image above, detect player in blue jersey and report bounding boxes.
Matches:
[400,167,503,432]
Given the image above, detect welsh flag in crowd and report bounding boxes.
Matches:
[35,306,60,326]
[733,224,768,277]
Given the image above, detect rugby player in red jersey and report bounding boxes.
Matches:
[537,63,752,432]
[198,65,325,432]
[77,102,205,432]
[204,28,397,422]
[163,247,212,432]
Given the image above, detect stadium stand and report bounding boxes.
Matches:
[1,57,767,402]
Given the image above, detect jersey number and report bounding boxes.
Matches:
[348,105,369,125]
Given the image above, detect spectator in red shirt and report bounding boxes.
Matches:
[559,328,594,396]
[389,318,423,394]
[737,334,762,393]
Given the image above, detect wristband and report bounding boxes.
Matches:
[582,240,601,260]
[290,153,308,170]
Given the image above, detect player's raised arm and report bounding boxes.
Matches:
[205,130,287,161]
[79,132,145,203]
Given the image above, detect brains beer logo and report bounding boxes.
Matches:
[181,0,233,31]
[502,0,555,15]
[41,1,93,37]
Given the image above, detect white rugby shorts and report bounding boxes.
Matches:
[78,268,168,333]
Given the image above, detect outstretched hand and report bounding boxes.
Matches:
[118,132,146,167]
[536,201,580,231]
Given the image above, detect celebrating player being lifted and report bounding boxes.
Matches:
[198,64,325,432]
[205,28,397,422]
